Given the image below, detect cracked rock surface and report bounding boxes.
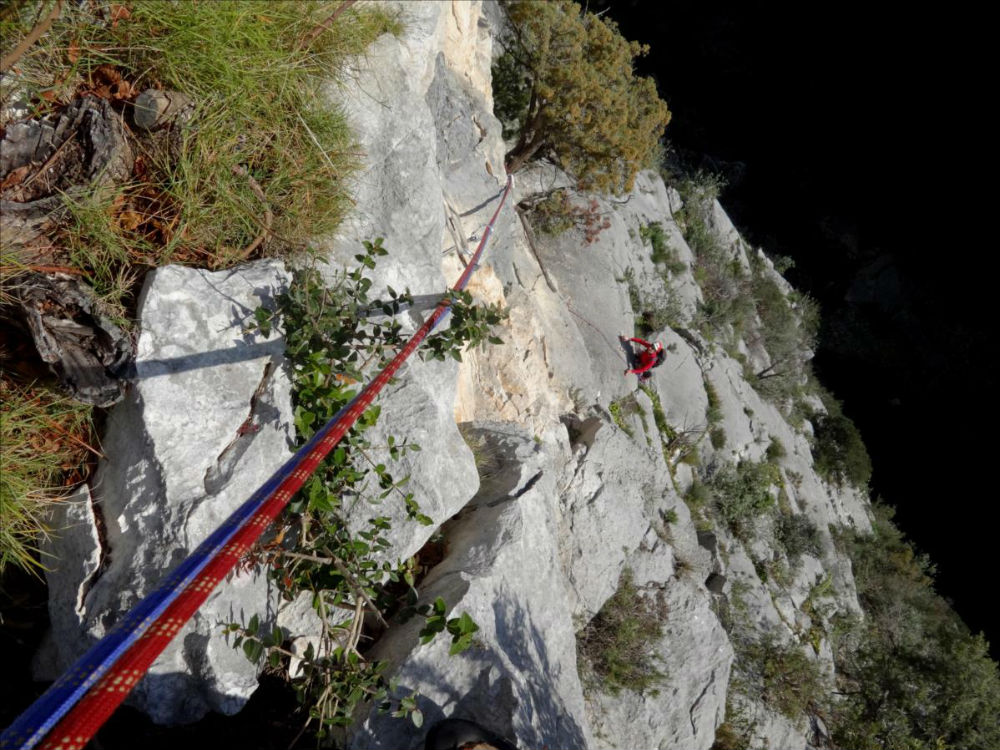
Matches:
[36,260,294,724]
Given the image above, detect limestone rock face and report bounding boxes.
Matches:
[586,573,733,750]
[556,413,673,620]
[34,3,877,748]
[37,261,294,723]
[348,423,590,750]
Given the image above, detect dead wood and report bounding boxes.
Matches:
[0,0,64,74]
[13,272,132,406]
[0,95,133,255]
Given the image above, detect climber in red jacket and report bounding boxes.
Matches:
[620,335,665,380]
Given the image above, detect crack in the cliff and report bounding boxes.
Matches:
[471,113,488,145]
[516,206,558,293]
[689,668,716,736]
[203,360,277,496]
[444,200,471,266]
[78,488,111,613]
[486,470,543,507]
[512,261,524,288]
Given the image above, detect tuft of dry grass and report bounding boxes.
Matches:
[2,0,401,298]
[0,376,94,574]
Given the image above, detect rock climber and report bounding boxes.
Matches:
[620,334,665,381]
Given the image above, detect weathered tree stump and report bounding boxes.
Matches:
[13,273,132,406]
[0,95,133,255]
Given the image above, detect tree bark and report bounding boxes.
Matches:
[505,135,546,174]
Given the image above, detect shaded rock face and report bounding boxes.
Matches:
[37,261,294,723]
[348,422,590,750]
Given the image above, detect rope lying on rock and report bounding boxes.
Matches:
[1,174,513,750]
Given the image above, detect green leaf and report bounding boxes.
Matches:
[449,635,474,655]
[410,708,424,728]
[243,639,264,663]
[247,614,260,635]
[447,612,479,638]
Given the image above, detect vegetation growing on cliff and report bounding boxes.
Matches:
[0,379,94,572]
[0,0,400,576]
[238,240,505,741]
[494,0,670,194]
[831,503,1000,750]
[577,567,666,695]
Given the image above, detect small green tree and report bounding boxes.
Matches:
[498,0,670,194]
[811,412,872,488]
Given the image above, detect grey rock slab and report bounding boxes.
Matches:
[649,328,709,435]
[309,1,484,569]
[557,413,672,620]
[33,485,102,681]
[37,260,293,724]
[585,575,733,750]
[748,706,811,750]
[343,354,480,564]
[348,426,590,750]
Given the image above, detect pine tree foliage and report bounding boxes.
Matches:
[499,0,671,194]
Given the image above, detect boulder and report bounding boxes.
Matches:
[36,260,294,724]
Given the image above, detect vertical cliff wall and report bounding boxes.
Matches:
[36,3,876,748]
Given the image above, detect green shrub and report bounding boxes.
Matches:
[710,426,727,450]
[684,479,710,511]
[524,189,611,243]
[499,0,671,193]
[765,436,787,461]
[775,513,821,564]
[737,636,825,720]
[748,278,820,403]
[528,190,576,236]
[711,703,755,750]
[621,267,684,334]
[679,445,700,466]
[578,568,666,695]
[831,503,1000,750]
[811,412,872,488]
[491,48,531,141]
[709,461,779,540]
[704,378,722,424]
[238,240,499,738]
[639,222,667,257]
[609,394,639,438]
[674,171,820,407]
[639,221,685,273]
[675,172,757,341]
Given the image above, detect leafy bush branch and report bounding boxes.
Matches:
[233,238,504,742]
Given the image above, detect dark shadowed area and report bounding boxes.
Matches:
[594,0,998,657]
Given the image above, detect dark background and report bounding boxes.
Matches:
[594,1,997,656]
